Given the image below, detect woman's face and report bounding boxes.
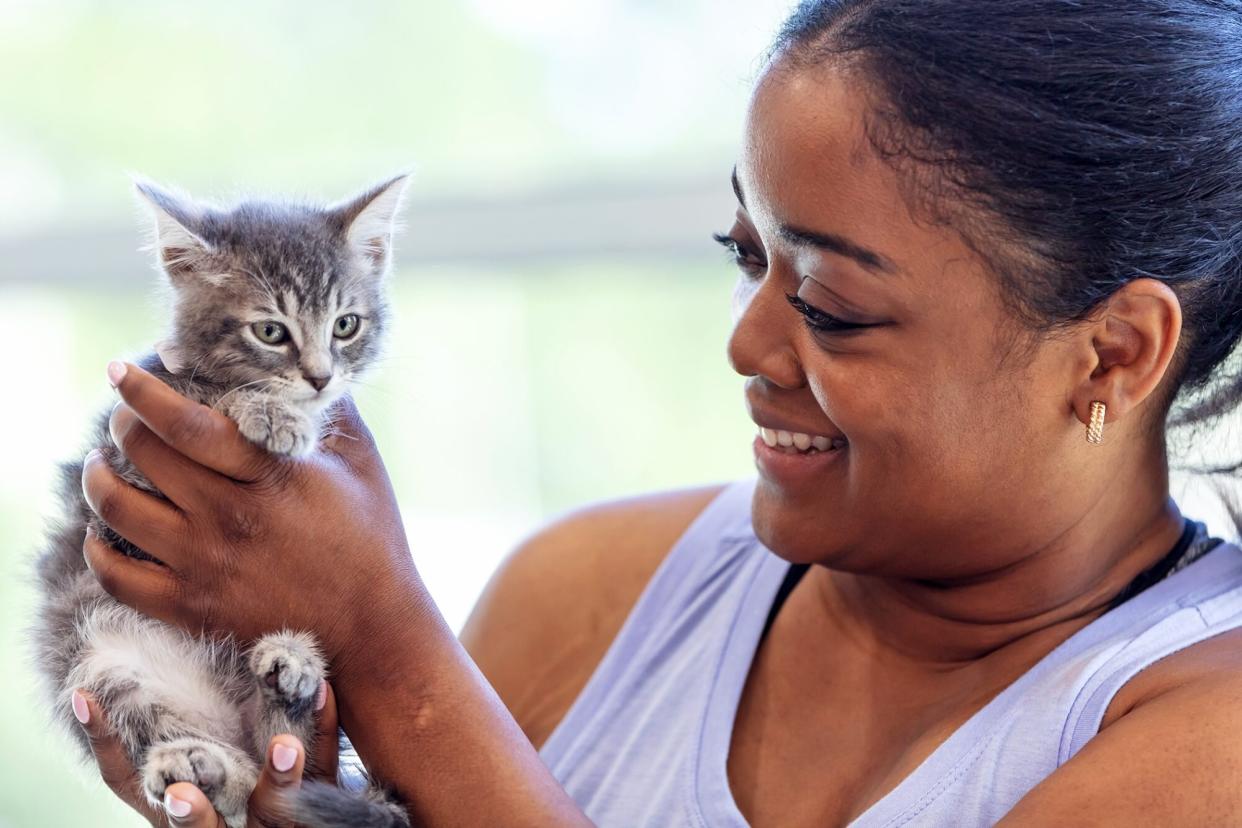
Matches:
[726,62,1088,578]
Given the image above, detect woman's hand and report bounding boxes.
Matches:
[81,360,593,826]
[80,360,429,668]
[72,683,341,827]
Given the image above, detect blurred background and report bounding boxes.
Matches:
[0,2,1238,826]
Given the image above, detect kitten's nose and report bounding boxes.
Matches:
[304,373,332,392]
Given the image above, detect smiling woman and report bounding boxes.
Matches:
[526,1,1242,825]
[61,1,1242,827]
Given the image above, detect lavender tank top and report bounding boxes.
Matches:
[537,477,1242,826]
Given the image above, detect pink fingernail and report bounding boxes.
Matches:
[272,743,298,773]
[106,361,127,389]
[71,690,90,725]
[164,792,192,818]
[315,679,327,711]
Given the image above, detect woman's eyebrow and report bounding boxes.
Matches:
[731,165,901,277]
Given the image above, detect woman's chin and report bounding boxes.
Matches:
[750,488,852,566]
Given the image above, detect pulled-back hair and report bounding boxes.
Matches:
[770,0,1242,523]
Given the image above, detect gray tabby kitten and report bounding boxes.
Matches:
[31,175,412,828]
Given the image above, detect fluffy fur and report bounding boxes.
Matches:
[30,174,412,827]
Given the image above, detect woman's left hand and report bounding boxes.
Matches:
[80,360,428,668]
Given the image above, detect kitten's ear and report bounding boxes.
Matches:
[132,177,213,283]
[330,174,410,274]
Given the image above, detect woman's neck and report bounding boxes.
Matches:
[804,489,1186,669]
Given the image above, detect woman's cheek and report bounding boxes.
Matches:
[731,275,761,324]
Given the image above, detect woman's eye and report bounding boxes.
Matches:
[712,232,767,277]
[785,294,872,335]
[251,320,288,344]
[333,313,360,339]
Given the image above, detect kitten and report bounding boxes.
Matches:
[30,175,412,828]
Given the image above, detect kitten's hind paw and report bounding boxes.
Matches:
[249,631,326,717]
[142,738,257,828]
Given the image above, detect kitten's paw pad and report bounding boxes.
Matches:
[249,632,326,712]
[141,738,253,824]
[236,405,317,456]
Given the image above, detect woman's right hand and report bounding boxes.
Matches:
[71,684,340,827]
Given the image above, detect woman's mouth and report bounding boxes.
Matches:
[752,428,847,486]
[757,427,847,455]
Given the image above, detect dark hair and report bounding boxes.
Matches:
[770,0,1242,527]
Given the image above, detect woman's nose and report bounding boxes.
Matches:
[726,276,806,390]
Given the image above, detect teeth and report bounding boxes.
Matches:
[757,427,844,454]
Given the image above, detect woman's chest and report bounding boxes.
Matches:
[725,679,965,826]
[723,622,1017,828]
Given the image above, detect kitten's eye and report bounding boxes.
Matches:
[251,321,289,345]
[333,314,360,339]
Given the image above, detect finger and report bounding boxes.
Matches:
[107,360,271,483]
[307,681,339,784]
[163,782,224,827]
[247,735,306,828]
[110,402,231,513]
[82,449,188,565]
[83,528,181,622]
[72,689,165,824]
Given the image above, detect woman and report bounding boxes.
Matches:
[74,0,1242,825]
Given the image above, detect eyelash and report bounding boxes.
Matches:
[712,231,871,334]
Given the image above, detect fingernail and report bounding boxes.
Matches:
[164,791,192,818]
[71,690,90,725]
[106,361,127,389]
[272,743,298,773]
[84,448,102,466]
[109,401,135,445]
[315,679,327,711]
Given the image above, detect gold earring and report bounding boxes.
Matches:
[1086,401,1106,444]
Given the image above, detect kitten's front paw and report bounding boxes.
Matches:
[235,402,317,456]
[142,738,257,828]
[249,631,326,715]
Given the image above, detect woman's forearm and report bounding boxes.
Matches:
[333,575,592,827]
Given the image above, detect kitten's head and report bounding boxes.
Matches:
[135,175,408,410]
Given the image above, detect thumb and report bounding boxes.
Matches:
[246,735,306,828]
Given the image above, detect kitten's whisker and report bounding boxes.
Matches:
[211,377,276,411]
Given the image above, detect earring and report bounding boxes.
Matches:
[1086,401,1106,444]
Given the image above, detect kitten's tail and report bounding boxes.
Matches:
[276,780,411,827]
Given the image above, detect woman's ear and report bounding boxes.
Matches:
[1070,277,1183,430]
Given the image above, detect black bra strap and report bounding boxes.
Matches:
[759,562,810,642]
[1104,517,1201,612]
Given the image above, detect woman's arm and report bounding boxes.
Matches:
[998,628,1242,825]
[82,361,591,826]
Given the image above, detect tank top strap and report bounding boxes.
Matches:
[1059,538,1242,762]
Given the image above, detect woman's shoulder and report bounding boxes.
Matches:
[458,482,730,749]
